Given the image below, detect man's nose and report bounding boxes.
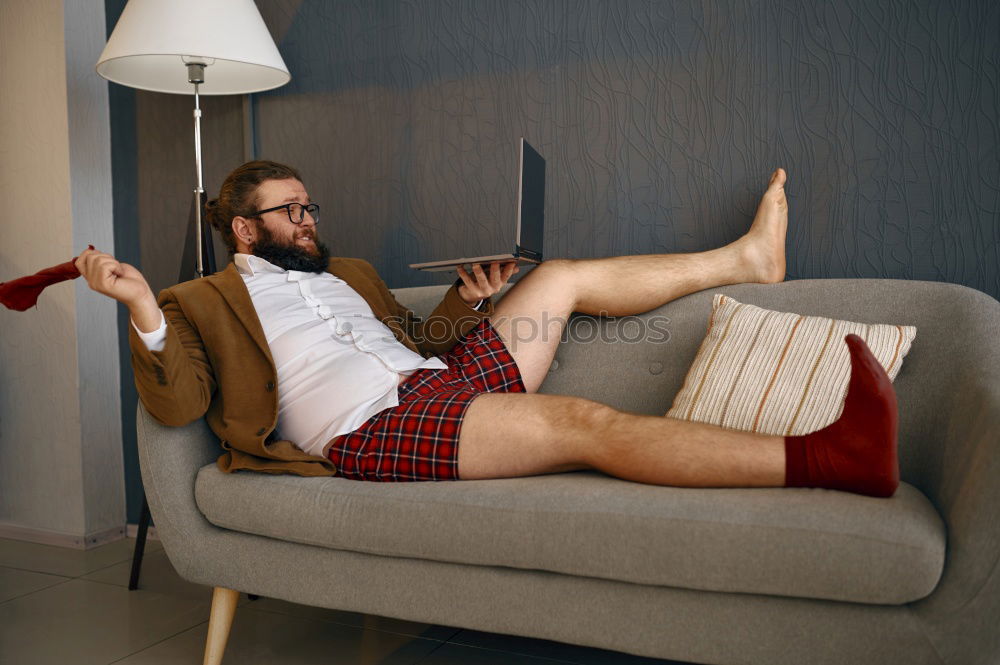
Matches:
[299,211,317,228]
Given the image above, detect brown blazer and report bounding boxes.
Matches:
[128,258,492,476]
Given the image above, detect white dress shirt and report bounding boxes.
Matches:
[133,254,448,457]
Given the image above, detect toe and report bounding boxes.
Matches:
[769,168,787,189]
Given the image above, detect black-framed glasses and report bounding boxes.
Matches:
[250,202,320,225]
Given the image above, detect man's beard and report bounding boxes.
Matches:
[250,224,331,273]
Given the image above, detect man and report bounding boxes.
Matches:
[77,160,898,497]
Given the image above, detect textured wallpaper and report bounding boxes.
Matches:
[242,0,1000,297]
[121,0,1000,298]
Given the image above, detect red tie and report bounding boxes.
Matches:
[0,246,93,311]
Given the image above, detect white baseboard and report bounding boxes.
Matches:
[0,522,125,550]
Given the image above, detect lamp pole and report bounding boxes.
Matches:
[187,62,207,278]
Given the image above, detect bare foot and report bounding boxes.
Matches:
[734,168,788,284]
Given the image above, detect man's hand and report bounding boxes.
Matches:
[75,248,160,331]
[456,261,519,306]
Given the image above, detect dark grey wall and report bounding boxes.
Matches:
[109,0,999,519]
[122,0,1000,298]
[250,0,999,294]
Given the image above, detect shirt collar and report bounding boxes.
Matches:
[234,253,285,277]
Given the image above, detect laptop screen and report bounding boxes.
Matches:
[517,139,545,254]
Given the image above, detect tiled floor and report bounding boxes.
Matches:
[0,537,683,665]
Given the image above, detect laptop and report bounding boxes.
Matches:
[409,138,545,272]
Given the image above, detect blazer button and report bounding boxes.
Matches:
[256,427,267,436]
[265,381,275,392]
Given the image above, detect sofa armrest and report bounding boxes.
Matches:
[911,368,1000,662]
[136,402,222,579]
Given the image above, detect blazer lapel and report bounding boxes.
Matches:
[209,263,273,360]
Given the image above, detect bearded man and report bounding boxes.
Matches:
[76,160,898,497]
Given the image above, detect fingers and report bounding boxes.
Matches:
[457,263,492,299]
[487,261,502,290]
[458,261,520,302]
[456,264,477,292]
[500,261,519,282]
[74,247,98,274]
[490,261,520,290]
[81,251,121,282]
[75,248,126,294]
[465,263,490,294]
[472,262,490,290]
[75,247,154,308]
[75,248,106,280]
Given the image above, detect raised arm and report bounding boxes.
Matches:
[75,248,160,332]
[76,248,216,426]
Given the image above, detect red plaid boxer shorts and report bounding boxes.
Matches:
[326,318,525,481]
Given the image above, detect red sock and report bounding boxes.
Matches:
[784,334,899,498]
[0,245,92,311]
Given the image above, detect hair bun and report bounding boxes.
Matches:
[204,198,223,229]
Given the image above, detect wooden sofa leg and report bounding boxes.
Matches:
[203,587,239,665]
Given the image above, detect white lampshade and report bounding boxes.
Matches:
[96,0,290,95]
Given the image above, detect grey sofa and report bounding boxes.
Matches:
[137,278,1000,665]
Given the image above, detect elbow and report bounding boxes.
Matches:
[153,411,201,428]
[140,396,208,428]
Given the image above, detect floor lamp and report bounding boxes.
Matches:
[96,0,290,588]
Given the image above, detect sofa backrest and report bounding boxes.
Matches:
[394,278,1000,499]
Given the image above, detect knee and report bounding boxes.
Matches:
[529,258,578,288]
[548,397,624,459]
[519,259,580,309]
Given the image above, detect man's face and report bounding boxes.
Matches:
[248,178,330,272]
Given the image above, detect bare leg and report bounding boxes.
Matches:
[457,393,785,487]
[492,168,789,392]
[458,335,900,499]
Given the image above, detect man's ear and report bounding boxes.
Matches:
[232,216,256,248]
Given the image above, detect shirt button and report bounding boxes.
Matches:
[265,381,275,392]
[256,427,267,436]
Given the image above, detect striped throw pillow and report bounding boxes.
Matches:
[666,295,916,436]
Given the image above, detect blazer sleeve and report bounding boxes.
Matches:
[128,289,217,427]
[354,260,494,356]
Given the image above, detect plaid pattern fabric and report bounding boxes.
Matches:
[327,318,525,481]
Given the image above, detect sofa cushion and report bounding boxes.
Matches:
[666,294,917,435]
[195,466,945,605]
